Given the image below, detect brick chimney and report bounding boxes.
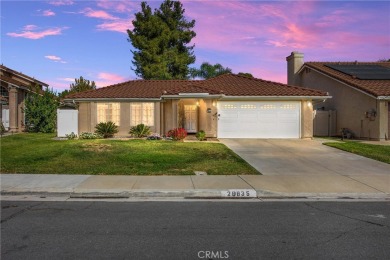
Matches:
[286,51,304,85]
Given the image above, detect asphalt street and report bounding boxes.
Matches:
[1,201,390,260]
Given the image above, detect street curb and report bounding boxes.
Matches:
[2,190,389,200]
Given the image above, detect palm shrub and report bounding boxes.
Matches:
[196,130,206,141]
[129,123,151,138]
[95,121,118,138]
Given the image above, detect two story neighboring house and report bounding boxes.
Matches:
[0,65,49,132]
[287,52,390,141]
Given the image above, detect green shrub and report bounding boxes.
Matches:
[65,132,78,140]
[146,133,161,140]
[79,132,102,139]
[129,124,151,138]
[95,121,118,138]
[0,121,5,135]
[196,130,206,141]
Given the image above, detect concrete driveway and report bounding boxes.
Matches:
[220,139,390,176]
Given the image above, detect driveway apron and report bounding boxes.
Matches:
[220,139,390,176]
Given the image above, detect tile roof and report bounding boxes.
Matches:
[0,65,49,87]
[65,74,327,99]
[304,62,390,97]
[65,79,207,99]
[195,74,327,96]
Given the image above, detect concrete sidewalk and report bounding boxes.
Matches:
[1,174,389,200]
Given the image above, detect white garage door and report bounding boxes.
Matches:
[217,101,301,138]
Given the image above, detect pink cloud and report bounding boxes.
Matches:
[48,0,74,6]
[96,20,133,34]
[23,24,38,31]
[58,78,75,82]
[82,8,118,20]
[42,10,56,16]
[97,0,139,13]
[45,55,61,61]
[45,55,67,63]
[96,72,128,87]
[7,26,67,40]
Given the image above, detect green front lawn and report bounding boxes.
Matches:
[0,133,259,175]
[324,141,390,164]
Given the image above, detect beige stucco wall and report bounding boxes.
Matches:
[78,102,91,133]
[298,69,382,139]
[17,90,25,131]
[378,101,389,140]
[301,100,313,138]
[78,101,160,136]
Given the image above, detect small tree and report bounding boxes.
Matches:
[24,86,58,133]
[59,76,96,98]
[237,72,254,78]
[189,62,232,79]
[70,76,96,93]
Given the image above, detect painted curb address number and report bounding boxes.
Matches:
[221,189,257,198]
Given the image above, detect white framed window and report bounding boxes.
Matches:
[130,102,154,126]
[97,103,120,125]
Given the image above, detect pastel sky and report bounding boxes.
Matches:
[1,0,389,92]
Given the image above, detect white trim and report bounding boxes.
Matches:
[300,65,378,99]
[64,98,162,102]
[66,95,331,102]
[377,96,390,100]
[162,94,223,99]
[178,93,209,96]
[219,95,331,101]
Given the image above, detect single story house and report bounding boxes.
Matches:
[64,73,330,139]
[287,52,390,140]
[0,65,48,132]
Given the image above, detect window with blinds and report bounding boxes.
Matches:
[97,103,120,125]
[130,103,154,126]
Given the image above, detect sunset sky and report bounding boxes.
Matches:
[1,0,389,92]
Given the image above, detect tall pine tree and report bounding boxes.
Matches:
[127,0,196,80]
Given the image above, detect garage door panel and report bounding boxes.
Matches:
[218,101,301,138]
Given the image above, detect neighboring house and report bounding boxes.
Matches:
[64,74,329,139]
[287,52,390,140]
[0,65,49,132]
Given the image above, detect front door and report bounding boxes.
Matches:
[184,105,197,133]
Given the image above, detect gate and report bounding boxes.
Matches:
[313,110,337,137]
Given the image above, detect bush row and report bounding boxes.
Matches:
[65,122,207,141]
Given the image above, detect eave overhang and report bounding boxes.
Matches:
[219,95,332,101]
[161,94,224,99]
[63,97,163,102]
